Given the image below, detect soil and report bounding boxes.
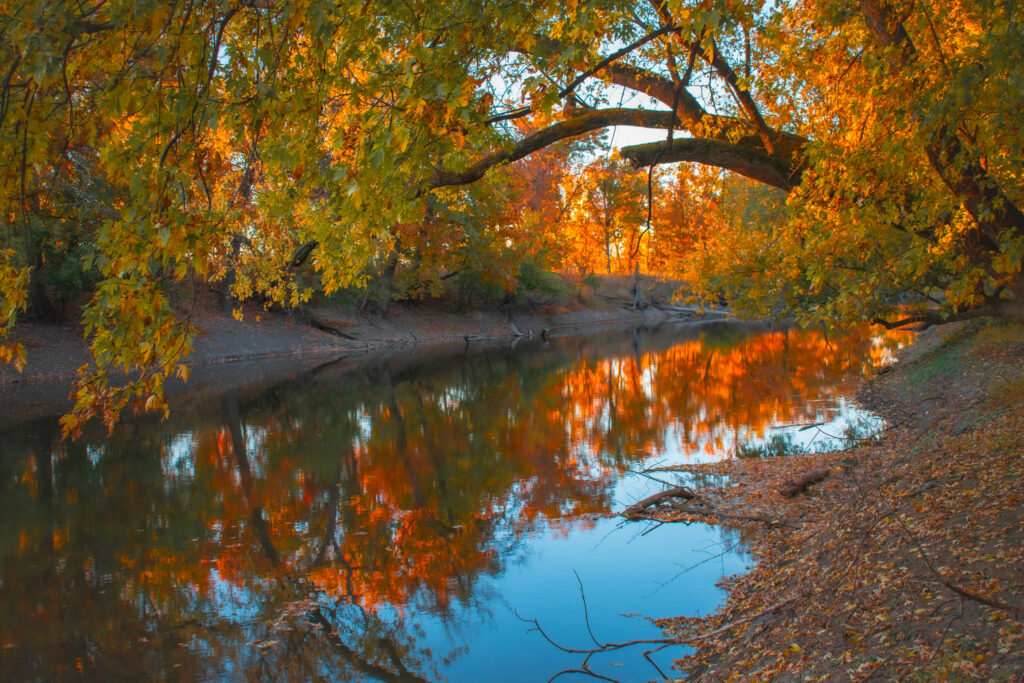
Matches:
[640,320,1024,680]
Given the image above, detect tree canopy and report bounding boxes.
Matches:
[1,0,1022,431]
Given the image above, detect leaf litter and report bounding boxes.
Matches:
[637,321,1024,680]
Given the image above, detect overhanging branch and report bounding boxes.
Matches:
[621,138,800,192]
[872,298,1024,329]
[429,108,678,189]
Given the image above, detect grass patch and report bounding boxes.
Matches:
[906,319,984,384]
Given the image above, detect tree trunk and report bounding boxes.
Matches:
[218,234,244,315]
[630,262,643,310]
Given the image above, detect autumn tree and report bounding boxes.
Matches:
[1,0,1021,429]
[561,157,649,276]
[647,164,721,276]
[504,121,605,272]
[679,174,788,313]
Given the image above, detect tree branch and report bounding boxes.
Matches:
[558,24,679,100]
[871,298,1024,329]
[428,108,678,189]
[704,38,777,155]
[622,138,800,192]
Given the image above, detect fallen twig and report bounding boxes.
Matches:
[623,486,696,516]
[894,513,1024,619]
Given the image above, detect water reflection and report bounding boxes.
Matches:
[0,322,907,681]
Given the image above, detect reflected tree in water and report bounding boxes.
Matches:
[0,324,909,679]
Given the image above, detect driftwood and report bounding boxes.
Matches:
[779,468,830,498]
[655,304,702,314]
[668,502,794,527]
[624,486,696,516]
[624,484,796,527]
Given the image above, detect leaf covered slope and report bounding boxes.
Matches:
[655,320,1024,680]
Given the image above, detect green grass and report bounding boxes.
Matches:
[906,320,983,385]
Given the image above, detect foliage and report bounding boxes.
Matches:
[759,0,1024,326]
[513,262,576,303]
[1,0,1022,429]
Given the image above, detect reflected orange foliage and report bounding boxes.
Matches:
[0,325,912,678]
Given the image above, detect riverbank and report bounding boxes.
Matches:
[644,319,1024,679]
[0,283,723,427]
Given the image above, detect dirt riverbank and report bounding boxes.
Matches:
[634,319,1024,680]
[0,296,721,428]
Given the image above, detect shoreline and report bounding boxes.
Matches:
[639,320,1024,679]
[0,300,727,428]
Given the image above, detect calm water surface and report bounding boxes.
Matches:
[0,322,904,681]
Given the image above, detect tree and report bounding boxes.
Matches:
[1,0,1021,431]
[563,157,649,276]
[648,164,721,276]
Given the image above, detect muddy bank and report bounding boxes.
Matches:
[634,320,1024,680]
[0,300,724,428]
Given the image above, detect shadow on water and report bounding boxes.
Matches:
[0,321,909,681]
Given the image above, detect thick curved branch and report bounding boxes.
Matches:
[513,33,802,167]
[603,62,711,128]
[429,108,677,189]
[515,34,720,132]
[622,138,800,192]
[602,61,808,165]
[647,0,777,154]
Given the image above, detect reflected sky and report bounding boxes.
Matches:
[0,322,908,681]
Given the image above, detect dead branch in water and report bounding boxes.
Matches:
[668,502,796,528]
[518,593,803,674]
[622,484,792,526]
[623,485,696,517]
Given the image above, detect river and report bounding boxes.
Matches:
[0,321,903,681]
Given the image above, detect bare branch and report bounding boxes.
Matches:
[517,593,802,658]
[574,569,604,649]
[894,511,1024,619]
[485,106,532,124]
